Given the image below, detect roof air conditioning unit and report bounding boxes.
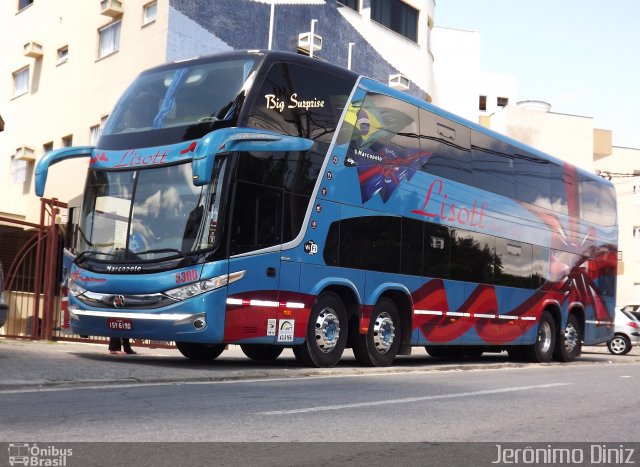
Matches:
[100,0,123,17]
[23,41,43,59]
[15,146,36,162]
[298,32,322,55]
[388,74,410,91]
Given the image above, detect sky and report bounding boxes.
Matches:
[435,0,640,149]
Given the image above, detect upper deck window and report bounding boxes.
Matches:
[247,61,356,143]
[102,58,256,139]
[371,0,418,42]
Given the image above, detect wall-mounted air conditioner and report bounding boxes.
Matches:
[298,32,322,55]
[15,145,36,161]
[100,0,123,17]
[388,74,410,91]
[23,41,43,59]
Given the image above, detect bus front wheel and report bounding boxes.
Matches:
[176,342,226,361]
[353,297,401,367]
[293,292,347,368]
[240,344,284,361]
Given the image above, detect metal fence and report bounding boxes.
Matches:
[0,197,174,350]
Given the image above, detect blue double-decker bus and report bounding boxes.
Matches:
[36,50,617,367]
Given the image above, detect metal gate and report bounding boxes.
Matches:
[0,198,65,340]
[1,197,173,349]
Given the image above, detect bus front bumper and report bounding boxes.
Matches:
[68,307,223,343]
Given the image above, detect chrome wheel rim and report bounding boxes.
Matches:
[538,321,552,353]
[563,322,579,353]
[372,312,395,354]
[314,309,340,353]
[610,337,626,354]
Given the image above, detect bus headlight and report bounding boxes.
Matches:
[68,278,87,297]
[164,270,245,301]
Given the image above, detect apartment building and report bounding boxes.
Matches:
[1,0,435,226]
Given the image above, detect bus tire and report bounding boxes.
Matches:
[292,292,347,368]
[554,313,582,362]
[240,344,284,361]
[524,310,556,363]
[353,297,401,367]
[176,342,226,361]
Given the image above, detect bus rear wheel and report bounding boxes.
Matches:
[176,342,226,361]
[524,310,556,363]
[353,297,401,367]
[293,292,347,368]
[554,313,582,362]
[240,344,284,361]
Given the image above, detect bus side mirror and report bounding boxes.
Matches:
[35,146,94,197]
[192,128,314,186]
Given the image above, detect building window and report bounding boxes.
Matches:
[497,97,509,107]
[57,45,69,64]
[143,1,157,25]
[62,135,73,147]
[371,0,418,42]
[90,125,101,145]
[11,157,28,185]
[338,0,358,12]
[98,21,121,59]
[18,0,33,12]
[634,226,640,239]
[43,142,53,154]
[12,67,30,97]
[479,95,487,111]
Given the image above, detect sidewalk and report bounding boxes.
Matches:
[0,337,636,391]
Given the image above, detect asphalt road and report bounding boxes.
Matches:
[2,340,639,466]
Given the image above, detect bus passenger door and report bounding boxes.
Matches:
[226,181,282,343]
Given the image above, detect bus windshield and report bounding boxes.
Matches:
[102,58,257,136]
[78,157,227,262]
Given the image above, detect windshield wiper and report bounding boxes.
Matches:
[74,250,120,262]
[134,248,184,258]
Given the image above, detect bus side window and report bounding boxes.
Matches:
[401,217,423,276]
[338,216,401,274]
[450,229,494,284]
[229,181,282,255]
[470,131,515,199]
[347,93,421,163]
[549,163,569,215]
[419,109,472,186]
[514,152,551,209]
[494,238,533,289]
[423,223,450,279]
[531,245,550,289]
[580,175,617,226]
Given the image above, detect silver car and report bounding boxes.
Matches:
[608,307,640,355]
[0,262,7,328]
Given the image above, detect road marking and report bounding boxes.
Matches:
[254,382,573,415]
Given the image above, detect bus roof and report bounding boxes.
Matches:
[144,50,609,187]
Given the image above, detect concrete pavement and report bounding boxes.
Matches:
[1,337,638,391]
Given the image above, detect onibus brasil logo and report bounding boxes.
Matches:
[8,443,73,466]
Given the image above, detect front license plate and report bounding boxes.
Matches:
[107,318,133,331]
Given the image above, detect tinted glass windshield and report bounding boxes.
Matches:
[101,58,257,141]
[78,158,227,262]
